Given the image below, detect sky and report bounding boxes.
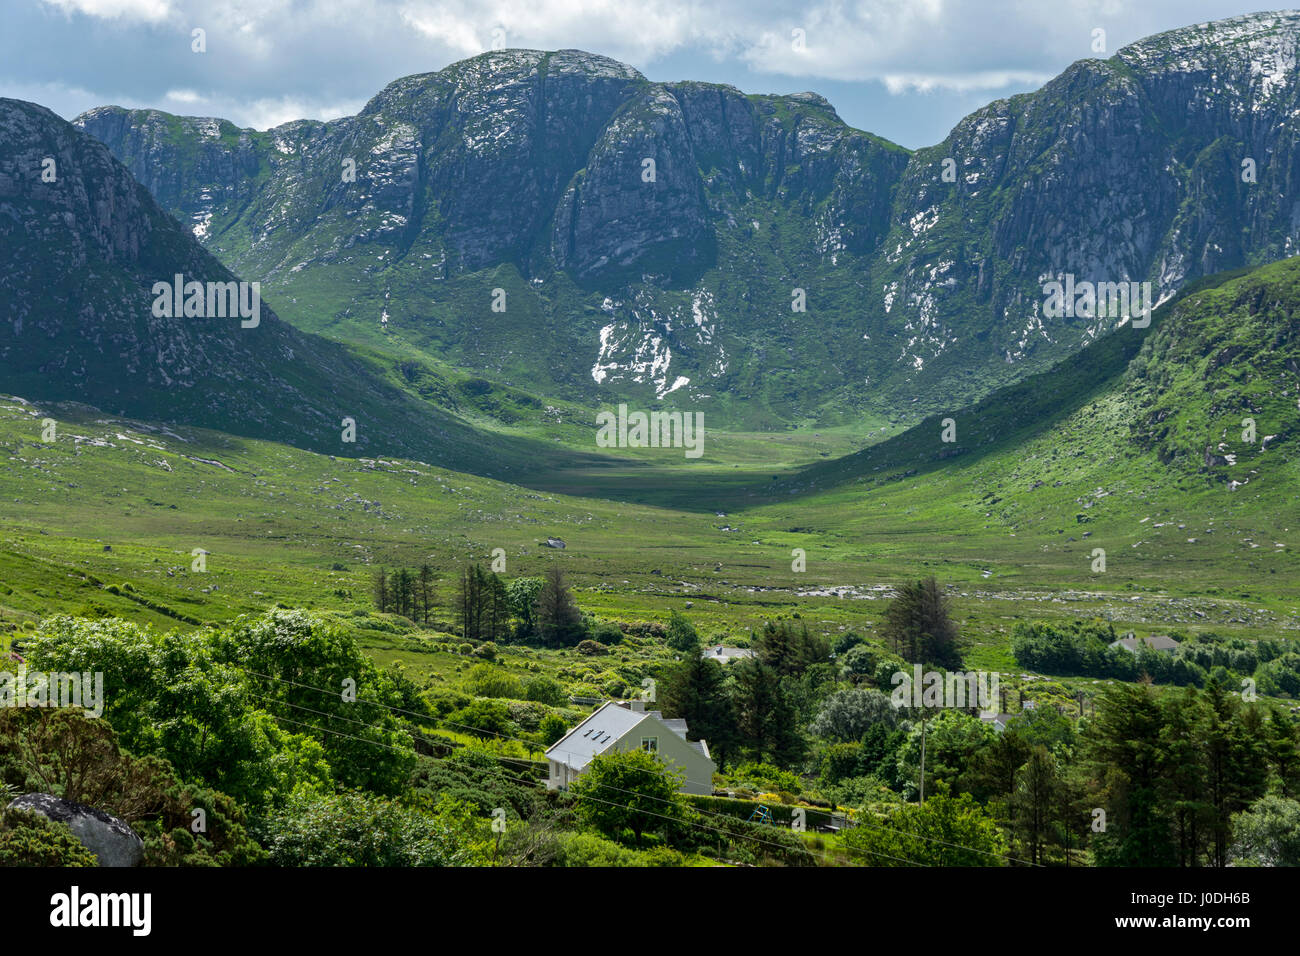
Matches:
[0,0,1277,149]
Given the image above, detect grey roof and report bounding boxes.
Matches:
[980,713,1017,725]
[702,645,755,661]
[545,701,650,772]
[660,718,689,739]
[1110,634,1180,652]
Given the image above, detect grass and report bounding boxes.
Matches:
[3,260,1299,710]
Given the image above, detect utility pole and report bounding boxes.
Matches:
[919,712,927,804]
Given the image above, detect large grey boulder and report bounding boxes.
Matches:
[7,793,143,867]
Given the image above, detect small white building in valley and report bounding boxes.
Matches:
[545,700,715,795]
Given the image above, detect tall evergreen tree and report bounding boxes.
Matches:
[534,565,583,647]
[372,568,390,614]
[882,576,962,669]
[1084,682,1176,866]
[732,659,805,768]
[417,564,435,625]
[1008,745,1064,865]
[661,655,739,770]
[754,619,829,677]
[458,563,487,641]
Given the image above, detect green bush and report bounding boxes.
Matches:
[0,810,98,867]
[524,675,568,707]
[255,790,487,866]
[463,663,523,699]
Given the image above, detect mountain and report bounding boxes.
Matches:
[0,97,602,480]
[74,13,1300,432]
[777,256,1299,504]
[74,50,907,428]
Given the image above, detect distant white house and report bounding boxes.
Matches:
[545,700,716,795]
[1109,634,1180,655]
[979,713,1018,733]
[701,645,755,664]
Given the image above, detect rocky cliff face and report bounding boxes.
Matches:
[0,98,572,479]
[73,14,1300,427]
[875,12,1300,387]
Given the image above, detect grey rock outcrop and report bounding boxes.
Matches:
[8,793,144,867]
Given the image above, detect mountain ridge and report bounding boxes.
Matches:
[0,97,612,482]
[72,12,1300,432]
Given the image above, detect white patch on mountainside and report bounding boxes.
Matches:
[589,287,728,395]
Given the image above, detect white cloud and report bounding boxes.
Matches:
[881,71,1057,95]
[6,0,1269,147]
[398,0,695,63]
[163,87,204,103]
[235,95,366,130]
[42,0,173,21]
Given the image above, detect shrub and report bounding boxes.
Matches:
[590,621,624,645]
[540,714,568,746]
[463,663,523,699]
[524,675,568,707]
[255,790,487,866]
[0,809,98,867]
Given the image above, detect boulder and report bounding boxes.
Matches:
[544,537,566,549]
[7,793,143,867]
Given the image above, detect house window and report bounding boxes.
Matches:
[641,737,658,752]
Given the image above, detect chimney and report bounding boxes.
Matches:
[628,699,646,712]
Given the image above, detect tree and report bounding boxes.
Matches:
[1084,682,1176,866]
[660,655,739,770]
[571,749,684,846]
[22,615,334,810]
[539,714,568,747]
[1196,680,1267,867]
[463,663,523,700]
[446,699,514,739]
[1229,795,1300,867]
[486,571,509,641]
[215,609,416,796]
[393,568,414,619]
[839,643,880,681]
[534,566,583,647]
[809,687,896,742]
[842,787,1008,867]
[458,564,485,641]
[732,660,805,768]
[754,619,829,677]
[882,577,962,669]
[664,610,700,654]
[417,564,436,625]
[507,577,544,635]
[372,568,390,614]
[894,710,993,801]
[524,675,568,707]
[1007,745,1065,865]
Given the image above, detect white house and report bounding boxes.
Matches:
[979,712,1018,733]
[701,645,755,664]
[545,700,716,795]
[1109,634,1180,655]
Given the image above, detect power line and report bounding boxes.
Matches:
[268,711,917,867]
[234,663,1034,865]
